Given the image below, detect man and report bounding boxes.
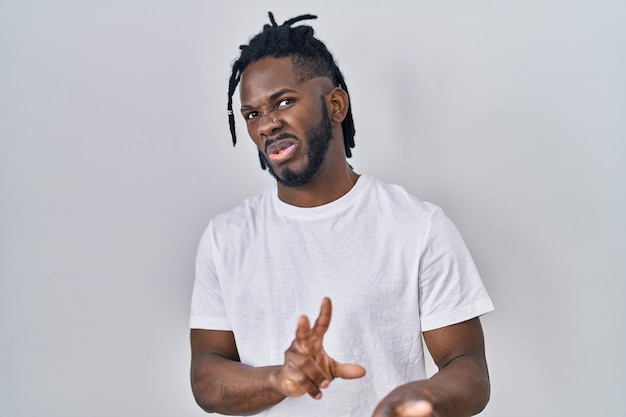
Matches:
[190,12,494,417]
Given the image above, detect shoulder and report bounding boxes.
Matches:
[201,186,275,244]
[364,175,440,217]
[215,186,273,221]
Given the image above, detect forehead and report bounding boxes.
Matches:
[239,57,331,106]
[239,57,298,102]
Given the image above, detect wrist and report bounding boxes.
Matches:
[266,366,287,397]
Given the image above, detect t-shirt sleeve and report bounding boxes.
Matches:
[189,223,232,330]
[418,208,494,331]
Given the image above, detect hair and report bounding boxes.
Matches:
[227,12,356,169]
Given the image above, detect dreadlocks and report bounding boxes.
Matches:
[227,12,356,170]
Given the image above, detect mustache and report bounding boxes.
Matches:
[264,133,298,153]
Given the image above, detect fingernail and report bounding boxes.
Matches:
[320,380,329,388]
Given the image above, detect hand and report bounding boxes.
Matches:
[372,385,435,417]
[269,297,366,399]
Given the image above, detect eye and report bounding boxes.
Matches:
[245,111,259,120]
[277,98,295,108]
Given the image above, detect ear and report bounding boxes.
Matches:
[326,87,350,124]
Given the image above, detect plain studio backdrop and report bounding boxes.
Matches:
[1,1,624,416]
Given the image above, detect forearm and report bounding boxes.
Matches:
[191,353,286,415]
[413,355,490,417]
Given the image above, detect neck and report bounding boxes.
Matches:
[277,159,359,208]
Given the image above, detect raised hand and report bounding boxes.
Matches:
[269,297,366,399]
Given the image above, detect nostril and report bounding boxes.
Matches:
[258,114,282,135]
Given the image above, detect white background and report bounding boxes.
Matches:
[1,1,624,416]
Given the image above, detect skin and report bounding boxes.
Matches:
[372,318,490,417]
[191,298,366,415]
[190,56,490,416]
[239,56,358,208]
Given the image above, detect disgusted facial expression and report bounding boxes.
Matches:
[239,57,335,187]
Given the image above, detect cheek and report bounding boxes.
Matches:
[245,124,261,147]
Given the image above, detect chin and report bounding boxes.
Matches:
[270,162,318,187]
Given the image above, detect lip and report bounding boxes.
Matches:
[266,138,294,153]
[265,134,298,163]
[267,142,297,163]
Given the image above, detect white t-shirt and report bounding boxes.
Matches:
[190,175,493,417]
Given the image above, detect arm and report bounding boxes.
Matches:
[190,298,366,415]
[190,329,284,415]
[372,317,490,417]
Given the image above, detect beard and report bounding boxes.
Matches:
[262,100,334,187]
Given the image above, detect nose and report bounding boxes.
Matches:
[257,113,282,136]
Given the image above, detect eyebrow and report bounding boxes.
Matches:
[241,88,298,111]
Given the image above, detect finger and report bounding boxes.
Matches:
[283,354,329,399]
[311,297,332,339]
[331,361,367,380]
[280,365,323,399]
[396,400,433,417]
[298,357,331,396]
[295,315,311,342]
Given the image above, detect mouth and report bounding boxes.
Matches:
[265,135,298,163]
[267,142,297,163]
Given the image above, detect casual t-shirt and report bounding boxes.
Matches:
[190,175,494,417]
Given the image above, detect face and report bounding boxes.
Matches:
[239,57,335,187]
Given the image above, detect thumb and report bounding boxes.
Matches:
[332,361,367,380]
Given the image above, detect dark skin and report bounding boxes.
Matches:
[238,56,357,208]
[191,298,366,415]
[190,57,490,416]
